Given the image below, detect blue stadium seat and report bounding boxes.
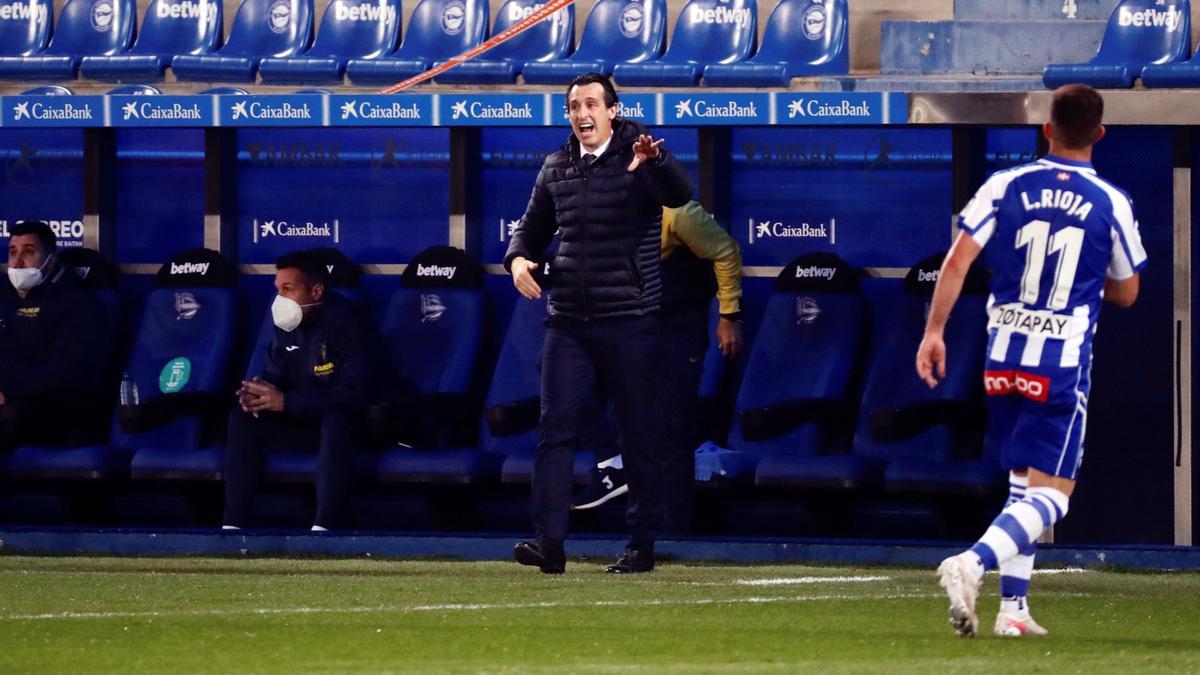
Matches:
[6,249,122,481]
[0,0,53,57]
[700,254,867,486]
[1044,0,1190,89]
[171,0,312,81]
[777,252,993,487]
[258,0,401,83]
[81,0,223,81]
[106,83,162,94]
[372,247,499,484]
[18,85,74,94]
[0,0,135,79]
[483,292,596,484]
[703,0,847,87]
[433,0,573,83]
[613,0,755,86]
[521,0,665,83]
[197,86,249,94]
[345,0,487,83]
[124,250,241,482]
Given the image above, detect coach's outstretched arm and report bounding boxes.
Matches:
[629,132,692,209]
[916,232,983,389]
[504,165,557,301]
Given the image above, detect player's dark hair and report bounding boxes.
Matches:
[276,250,330,287]
[1051,84,1104,150]
[10,220,56,254]
[565,72,619,110]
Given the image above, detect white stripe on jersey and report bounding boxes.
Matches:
[958,163,1050,245]
[1074,170,1147,280]
[1059,305,1091,368]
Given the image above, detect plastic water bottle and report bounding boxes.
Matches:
[119,372,139,406]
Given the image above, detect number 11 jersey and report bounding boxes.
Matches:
[958,155,1147,371]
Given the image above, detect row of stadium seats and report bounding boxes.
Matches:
[0,0,847,86]
[1044,0,1200,88]
[2,246,1003,531]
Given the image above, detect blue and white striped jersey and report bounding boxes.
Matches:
[958,155,1147,369]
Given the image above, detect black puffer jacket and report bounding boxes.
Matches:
[504,118,692,319]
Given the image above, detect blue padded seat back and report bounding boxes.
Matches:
[131,0,222,56]
[728,253,866,457]
[479,294,547,454]
[304,0,400,58]
[697,298,726,400]
[852,255,989,462]
[485,0,572,61]
[394,0,487,60]
[19,85,73,94]
[572,0,665,62]
[0,0,53,56]
[661,0,755,64]
[755,0,845,66]
[1089,0,1189,66]
[44,0,135,56]
[218,0,313,58]
[380,288,484,395]
[107,83,162,93]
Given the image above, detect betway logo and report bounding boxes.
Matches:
[0,2,48,22]
[170,262,210,275]
[674,98,758,119]
[748,218,836,244]
[230,100,313,121]
[506,2,564,24]
[688,4,750,25]
[786,98,872,119]
[917,269,939,283]
[121,101,203,120]
[450,100,534,120]
[984,369,1049,403]
[1118,5,1182,31]
[12,101,94,121]
[416,264,456,280]
[339,99,422,120]
[156,0,218,22]
[334,2,396,22]
[793,266,837,281]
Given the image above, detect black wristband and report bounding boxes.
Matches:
[719,311,743,323]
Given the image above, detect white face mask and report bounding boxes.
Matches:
[8,254,51,292]
[271,294,320,332]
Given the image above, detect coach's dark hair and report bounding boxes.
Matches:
[1051,84,1104,150]
[10,220,56,254]
[276,250,330,287]
[565,72,619,110]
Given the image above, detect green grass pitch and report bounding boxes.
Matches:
[1,555,1198,673]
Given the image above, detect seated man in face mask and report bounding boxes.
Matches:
[0,221,107,447]
[222,250,375,531]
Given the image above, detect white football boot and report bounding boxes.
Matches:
[994,609,1049,637]
[937,554,982,637]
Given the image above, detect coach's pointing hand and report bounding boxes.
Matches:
[628,134,664,172]
[511,256,542,300]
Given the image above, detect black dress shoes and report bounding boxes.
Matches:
[513,538,566,574]
[605,548,655,573]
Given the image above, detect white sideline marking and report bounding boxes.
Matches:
[734,575,891,586]
[1,592,936,622]
[1033,567,1091,575]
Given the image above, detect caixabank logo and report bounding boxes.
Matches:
[252,218,340,244]
[662,93,768,126]
[441,94,544,126]
[776,93,902,125]
[5,96,104,127]
[331,94,429,126]
[112,95,211,127]
[550,93,655,125]
[747,217,837,245]
[222,95,322,127]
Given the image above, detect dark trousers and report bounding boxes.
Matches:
[533,314,661,551]
[586,315,707,533]
[222,408,354,528]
